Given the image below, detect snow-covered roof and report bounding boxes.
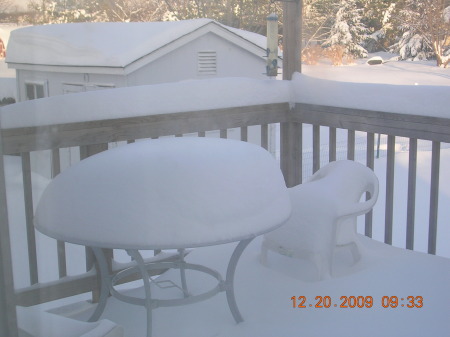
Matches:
[5,19,268,69]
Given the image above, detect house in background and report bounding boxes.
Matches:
[5,19,281,175]
[6,18,279,101]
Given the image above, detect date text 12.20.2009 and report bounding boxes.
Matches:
[291,296,423,309]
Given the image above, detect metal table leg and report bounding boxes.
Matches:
[88,247,111,322]
[178,249,189,298]
[225,238,253,323]
[127,249,154,337]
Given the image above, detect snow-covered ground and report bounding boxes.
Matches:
[3,54,450,336]
[304,52,450,86]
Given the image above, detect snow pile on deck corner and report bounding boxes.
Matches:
[291,72,450,118]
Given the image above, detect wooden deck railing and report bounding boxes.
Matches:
[1,94,449,336]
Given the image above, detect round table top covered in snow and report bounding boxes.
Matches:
[34,137,291,250]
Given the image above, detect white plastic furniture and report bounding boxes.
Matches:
[34,137,291,337]
[17,306,123,337]
[261,160,379,280]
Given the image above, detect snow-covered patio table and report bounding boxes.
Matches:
[33,137,291,337]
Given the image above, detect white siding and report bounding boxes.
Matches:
[16,70,126,101]
[126,32,266,86]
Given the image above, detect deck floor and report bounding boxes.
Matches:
[35,235,450,337]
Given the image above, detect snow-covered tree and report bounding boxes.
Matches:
[93,0,167,22]
[363,0,400,52]
[0,0,11,14]
[393,0,450,66]
[323,0,369,58]
[163,0,280,34]
[302,0,336,47]
[26,0,171,23]
[27,0,100,23]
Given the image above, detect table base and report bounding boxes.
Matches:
[89,239,253,337]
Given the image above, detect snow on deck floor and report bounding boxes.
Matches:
[56,235,450,337]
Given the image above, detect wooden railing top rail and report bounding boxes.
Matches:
[0,103,290,155]
[4,100,450,155]
[294,103,450,143]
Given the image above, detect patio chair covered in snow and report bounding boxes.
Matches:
[17,306,124,337]
[260,160,379,280]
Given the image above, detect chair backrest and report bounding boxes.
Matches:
[307,160,379,219]
[307,160,379,244]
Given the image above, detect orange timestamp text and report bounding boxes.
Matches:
[291,296,423,309]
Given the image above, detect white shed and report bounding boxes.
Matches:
[6,19,278,101]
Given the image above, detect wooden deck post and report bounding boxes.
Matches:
[281,0,303,187]
[0,126,19,337]
[282,0,302,80]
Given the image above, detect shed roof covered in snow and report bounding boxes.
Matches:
[5,19,270,72]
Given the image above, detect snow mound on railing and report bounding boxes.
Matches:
[0,77,291,129]
[2,73,450,129]
[291,73,450,118]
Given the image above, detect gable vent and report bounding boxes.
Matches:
[198,51,217,75]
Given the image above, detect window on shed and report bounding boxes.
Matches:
[25,83,46,100]
[197,51,217,75]
[62,84,84,94]
[63,83,115,94]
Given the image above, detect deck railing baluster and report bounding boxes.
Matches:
[21,152,38,285]
[365,132,375,238]
[406,138,418,250]
[329,127,336,162]
[241,126,248,142]
[312,125,320,173]
[79,143,110,303]
[385,135,395,245]
[261,124,268,151]
[347,130,355,160]
[428,141,441,255]
[52,148,67,278]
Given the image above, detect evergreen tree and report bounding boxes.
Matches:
[324,0,369,58]
[363,0,400,52]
